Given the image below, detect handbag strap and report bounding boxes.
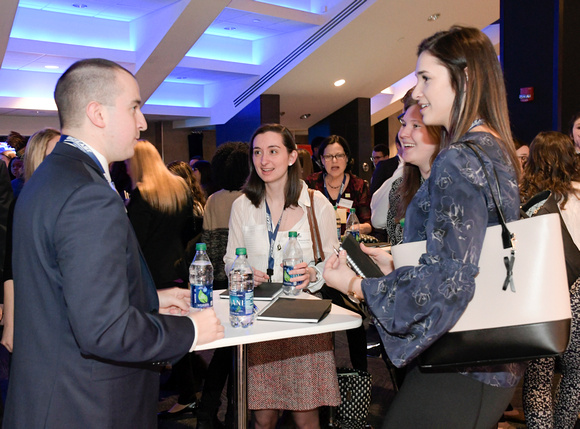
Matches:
[306,189,325,263]
[463,141,516,291]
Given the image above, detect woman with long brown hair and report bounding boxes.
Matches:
[324,26,522,427]
[520,131,580,428]
[225,124,340,429]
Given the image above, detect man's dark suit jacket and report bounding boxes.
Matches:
[370,156,400,195]
[4,142,195,428]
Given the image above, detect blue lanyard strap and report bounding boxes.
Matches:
[61,135,117,193]
[265,200,283,276]
[323,173,346,207]
[61,135,105,175]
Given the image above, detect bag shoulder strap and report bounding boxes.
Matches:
[463,142,514,250]
[463,141,516,291]
[307,188,325,263]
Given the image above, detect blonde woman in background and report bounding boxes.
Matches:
[167,160,206,217]
[2,127,61,352]
[126,140,201,418]
[24,128,60,182]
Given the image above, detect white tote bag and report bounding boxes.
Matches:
[391,142,571,369]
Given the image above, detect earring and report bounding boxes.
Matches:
[289,163,293,166]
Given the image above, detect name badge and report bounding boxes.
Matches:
[337,198,354,210]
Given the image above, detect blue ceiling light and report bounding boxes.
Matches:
[11,7,132,50]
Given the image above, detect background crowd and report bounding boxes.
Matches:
[0,24,578,429]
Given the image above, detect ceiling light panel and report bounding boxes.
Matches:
[18,0,177,21]
[11,7,132,50]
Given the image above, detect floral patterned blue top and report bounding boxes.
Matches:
[362,132,524,387]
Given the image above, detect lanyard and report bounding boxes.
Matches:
[61,135,116,192]
[265,201,283,278]
[323,173,346,207]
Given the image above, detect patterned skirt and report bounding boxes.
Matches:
[247,333,340,410]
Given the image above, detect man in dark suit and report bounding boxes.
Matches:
[4,59,224,428]
[370,142,401,195]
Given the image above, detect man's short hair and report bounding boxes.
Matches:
[54,58,133,129]
[373,144,388,155]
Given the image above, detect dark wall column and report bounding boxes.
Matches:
[308,98,372,181]
[501,0,580,143]
[216,94,280,145]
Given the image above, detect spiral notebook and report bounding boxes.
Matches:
[340,234,384,278]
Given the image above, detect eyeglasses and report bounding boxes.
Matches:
[322,153,347,162]
[371,156,385,162]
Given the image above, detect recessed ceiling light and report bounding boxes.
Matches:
[299,113,311,119]
[334,79,346,87]
[44,65,59,69]
[427,13,440,21]
[72,3,88,8]
[224,27,236,31]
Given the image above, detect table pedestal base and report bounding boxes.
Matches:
[233,344,247,429]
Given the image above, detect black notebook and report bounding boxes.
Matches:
[340,234,384,278]
[219,282,284,301]
[257,297,332,323]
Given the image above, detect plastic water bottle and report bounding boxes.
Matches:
[282,231,303,296]
[335,206,342,242]
[190,243,213,310]
[346,208,361,242]
[229,248,254,328]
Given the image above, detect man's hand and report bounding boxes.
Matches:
[188,308,225,346]
[158,287,191,315]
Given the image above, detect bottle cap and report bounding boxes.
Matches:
[196,243,207,251]
[235,247,247,255]
[288,231,298,238]
[350,208,355,213]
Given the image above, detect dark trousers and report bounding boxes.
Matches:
[197,347,234,427]
[321,285,368,371]
[382,365,516,429]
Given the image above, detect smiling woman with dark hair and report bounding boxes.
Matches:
[324,26,522,427]
[225,123,340,429]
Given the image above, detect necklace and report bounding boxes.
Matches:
[326,174,344,189]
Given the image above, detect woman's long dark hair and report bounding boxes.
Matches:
[417,26,520,179]
[243,124,302,209]
[520,131,580,209]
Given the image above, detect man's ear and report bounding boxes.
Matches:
[86,101,106,128]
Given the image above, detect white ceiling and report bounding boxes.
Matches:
[0,0,500,135]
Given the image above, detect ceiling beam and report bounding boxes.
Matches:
[0,0,18,66]
[134,0,229,102]
[228,0,324,25]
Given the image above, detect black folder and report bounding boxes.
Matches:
[257,297,332,323]
[219,282,283,301]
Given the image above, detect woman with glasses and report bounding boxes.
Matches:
[305,135,372,237]
[306,135,372,372]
